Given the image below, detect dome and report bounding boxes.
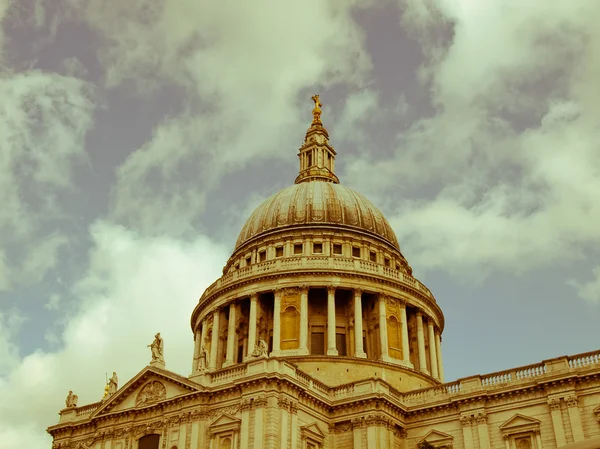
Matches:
[235,181,400,250]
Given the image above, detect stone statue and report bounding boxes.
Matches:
[251,338,269,358]
[65,390,78,408]
[198,346,208,372]
[148,333,164,363]
[311,94,322,124]
[108,372,118,395]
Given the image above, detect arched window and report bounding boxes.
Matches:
[138,434,160,449]
[219,436,232,449]
[281,306,300,350]
[387,315,402,359]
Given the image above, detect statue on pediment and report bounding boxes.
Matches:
[148,333,164,363]
[108,372,118,395]
[65,390,78,408]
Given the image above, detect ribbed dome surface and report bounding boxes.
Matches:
[235,181,400,250]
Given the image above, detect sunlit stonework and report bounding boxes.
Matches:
[48,97,600,449]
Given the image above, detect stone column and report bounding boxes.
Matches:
[299,286,309,355]
[548,398,566,447]
[427,319,439,379]
[223,302,237,367]
[253,396,267,449]
[240,399,251,449]
[192,327,201,373]
[273,289,281,355]
[378,294,390,361]
[416,311,428,373]
[565,395,585,441]
[290,403,299,449]
[460,416,474,449]
[435,330,445,382]
[354,289,366,358]
[247,294,258,357]
[209,309,220,370]
[327,286,338,355]
[400,301,410,364]
[476,413,490,449]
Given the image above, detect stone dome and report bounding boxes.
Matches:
[235,181,400,250]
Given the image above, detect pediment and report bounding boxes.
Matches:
[91,365,201,417]
[500,414,541,435]
[301,422,325,441]
[419,430,454,446]
[209,414,241,434]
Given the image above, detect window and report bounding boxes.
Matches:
[336,333,347,356]
[234,262,239,270]
[369,251,377,262]
[219,437,232,449]
[311,329,325,355]
[294,243,303,255]
[138,434,160,449]
[245,256,251,266]
[384,257,390,267]
[313,242,322,253]
[275,246,283,257]
[333,244,342,255]
[307,153,312,166]
[352,246,361,258]
[258,251,266,262]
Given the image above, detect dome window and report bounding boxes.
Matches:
[352,246,361,258]
[333,243,342,255]
[275,246,284,257]
[245,256,251,266]
[369,251,377,263]
[384,257,391,267]
[258,250,266,262]
[294,243,303,255]
[313,242,323,254]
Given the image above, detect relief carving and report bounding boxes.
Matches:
[565,395,579,408]
[254,396,268,407]
[135,381,167,407]
[476,412,488,424]
[460,415,472,426]
[548,398,562,410]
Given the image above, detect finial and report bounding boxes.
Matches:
[311,94,322,125]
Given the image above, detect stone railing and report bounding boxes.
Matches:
[75,402,101,416]
[211,364,247,384]
[568,350,600,368]
[201,256,434,301]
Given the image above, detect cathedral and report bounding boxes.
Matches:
[47,97,600,449]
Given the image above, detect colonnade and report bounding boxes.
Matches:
[194,287,445,381]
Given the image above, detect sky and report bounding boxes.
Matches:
[1,0,599,446]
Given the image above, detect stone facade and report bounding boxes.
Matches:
[47,97,600,449]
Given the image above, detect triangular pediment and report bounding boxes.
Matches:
[500,414,541,435]
[91,365,202,417]
[419,430,454,446]
[209,414,241,434]
[301,422,325,441]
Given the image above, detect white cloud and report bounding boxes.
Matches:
[343,0,600,288]
[0,221,228,448]
[568,267,600,304]
[0,70,95,290]
[62,0,379,237]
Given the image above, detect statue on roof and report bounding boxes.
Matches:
[148,333,164,364]
[311,94,322,124]
[65,390,78,408]
[108,372,118,395]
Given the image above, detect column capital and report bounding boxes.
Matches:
[416,309,424,317]
[300,285,309,294]
[565,395,579,408]
[274,288,282,298]
[476,412,487,424]
[548,398,562,410]
[460,415,472,426]
[250,293,259,302]
[354,288,363,297]
[327,285,336,294]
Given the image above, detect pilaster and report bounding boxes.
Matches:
[565,395,585,442]
[548,398,566,447]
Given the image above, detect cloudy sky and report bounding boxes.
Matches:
[1,0,600,446]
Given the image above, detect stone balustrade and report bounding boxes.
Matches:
[200,255,434,303]
[69,349,600,421]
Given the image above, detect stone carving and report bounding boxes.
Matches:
[565,395,579,408]
[548,398,562,410]
[254,396,268,407]
[251,338,269,358]
[460,415,471,426]
[197,346,209,372]
[148,333,165,364]
[240,399,253,411]
[476,412,488,424]
[135,381,167,407]
[65,390,78,408]
[108,372,118,396]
